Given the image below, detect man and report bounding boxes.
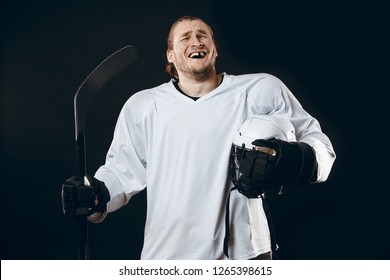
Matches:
[63,16,336,260]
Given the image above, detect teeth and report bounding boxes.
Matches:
[189,52,206,58]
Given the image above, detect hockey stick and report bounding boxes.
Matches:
[72,45,137,260]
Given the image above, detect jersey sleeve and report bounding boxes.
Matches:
[251,74,336,183]
[93,93,148,219]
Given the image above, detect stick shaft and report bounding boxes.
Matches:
[76,132,88,259]
[72,45,137,260]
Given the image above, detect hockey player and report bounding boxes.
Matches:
[62,16,336,259]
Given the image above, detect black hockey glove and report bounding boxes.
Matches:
[61,176,110,217]
[237,138,317,197]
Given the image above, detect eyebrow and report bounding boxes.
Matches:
[179,29,209,38]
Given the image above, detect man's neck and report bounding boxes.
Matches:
[177,72,222,98]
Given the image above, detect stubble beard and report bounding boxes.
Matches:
[176,59,215,81]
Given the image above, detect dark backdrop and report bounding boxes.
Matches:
[1,0,389,260]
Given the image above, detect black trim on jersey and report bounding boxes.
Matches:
[173,81,200,101]
[173,75,224,101]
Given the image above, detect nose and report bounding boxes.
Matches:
[190,36,203,48]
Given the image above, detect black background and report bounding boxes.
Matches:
[1,0,389,260]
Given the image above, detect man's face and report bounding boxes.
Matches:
[167,20,218,80]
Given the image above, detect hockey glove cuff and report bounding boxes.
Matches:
[85,175,110,214]
[250,138,317,188]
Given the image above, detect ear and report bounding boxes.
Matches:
[212,48,218,59]
[166,49,174,63]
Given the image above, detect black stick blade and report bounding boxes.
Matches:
[74,45,137,136]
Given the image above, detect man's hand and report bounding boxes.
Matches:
[237,138,317,198]
[61,176,110,217]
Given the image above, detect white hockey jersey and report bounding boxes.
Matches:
[93,73,336,259]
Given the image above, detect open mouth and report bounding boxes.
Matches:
[188,51,207,59]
